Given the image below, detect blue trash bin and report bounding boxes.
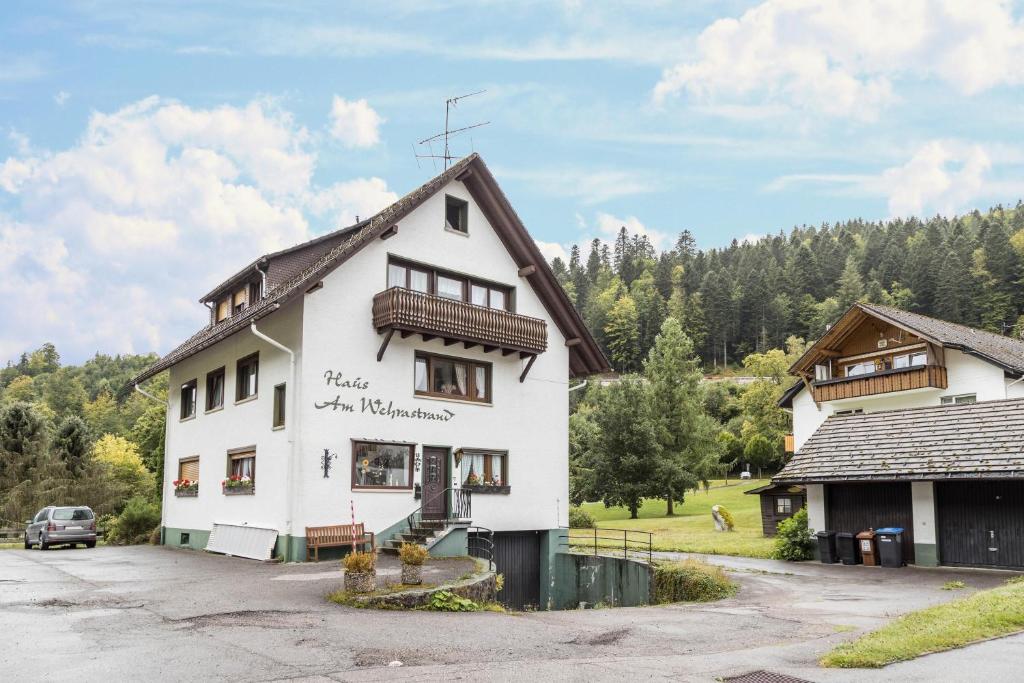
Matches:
[875,527,905,567]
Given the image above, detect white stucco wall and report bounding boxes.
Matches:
[162,301,303,536]
[805,484,825,534]
[911,481,936,545]
[296,179,570,536]
[792,349,1017,450]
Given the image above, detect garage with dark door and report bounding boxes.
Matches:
[490,531,541,610]
[937,480,1024,569]
[826,482,915,564]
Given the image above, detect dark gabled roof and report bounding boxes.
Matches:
[774,398,1024,483]
[744,483,805,496]
[855,302,1024,375]
[199,223,366,303]
[132,154,610,385]
[779,302,1024,409]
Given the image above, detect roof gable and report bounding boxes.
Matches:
[790,302,1024,377]
[132,155,609,384]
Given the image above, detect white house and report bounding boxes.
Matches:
[131,154,609,600]
[776,302,1024,568]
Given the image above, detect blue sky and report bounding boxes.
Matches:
[4,0,1024,364]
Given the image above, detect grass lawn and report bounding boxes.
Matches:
[821,577,1024,668]
[578,479,776,559]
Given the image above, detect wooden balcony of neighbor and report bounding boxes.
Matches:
[811,364,947,403]
[372,287,548,356]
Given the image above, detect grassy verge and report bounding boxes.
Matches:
[821,577,1024,668]
[578,479,775,558]
[653,559,737,603]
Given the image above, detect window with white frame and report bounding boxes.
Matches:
[941,394,977,405]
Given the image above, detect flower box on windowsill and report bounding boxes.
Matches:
[174,487,199,498]
[222,484,255,496]
[462,484,510,495]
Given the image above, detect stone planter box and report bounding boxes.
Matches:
[401,563,423,585]
[462,485,511,495]
[222,484,255,496]
[345,570,377,594]
[174,488,198,498]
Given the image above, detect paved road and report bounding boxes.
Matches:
[0,545,1020,682]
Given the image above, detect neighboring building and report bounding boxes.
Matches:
[131,154,609,604]
[775,302,1024,568]
[744,483,805,536]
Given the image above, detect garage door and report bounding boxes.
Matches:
[937,481,1024,569]
[491,531,541,610]
[827,483,915,563]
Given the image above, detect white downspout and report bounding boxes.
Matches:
[134,383,164,404]
[568,379,588,393]
[250,316,298,561]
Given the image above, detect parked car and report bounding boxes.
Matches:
[740,471,752,480]
[24,506,97,550]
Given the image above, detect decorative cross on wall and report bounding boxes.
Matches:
[321,449,338,478]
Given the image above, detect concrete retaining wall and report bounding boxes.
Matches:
[551,553,653,610]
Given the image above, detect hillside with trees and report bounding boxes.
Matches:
[0,345,165,538]
[551,203,1024,372]
[561,203,1024,515]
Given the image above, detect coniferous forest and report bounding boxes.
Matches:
[550,203,1024,373]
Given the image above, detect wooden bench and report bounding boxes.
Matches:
[305,523,375,562]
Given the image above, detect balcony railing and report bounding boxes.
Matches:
[372,287,548,355]
[812,364,947,402]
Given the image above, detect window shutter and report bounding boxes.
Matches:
[179,458,199,482]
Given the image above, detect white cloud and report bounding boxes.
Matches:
[534,240,569,263]
[595,212,670,251]
[0,96,396,362]
[496,166,659,206]
[874,141,992,217]
[654,0,1024,119]
[764,140,1023,218]
[329,96,383,148]
[54,90,70,106]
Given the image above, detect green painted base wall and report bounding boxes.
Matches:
[162,527,312,563]
[163,527,211,552]
[915,543,938,567]
[551,553,653,610]
[540,528,567,609]
[429,528,468,557]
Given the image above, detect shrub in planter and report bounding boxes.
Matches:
[568,506,595,529]
[398,542,429,585]
[343,550,377,593]
[653,559,736,603]
[771,506,816,561]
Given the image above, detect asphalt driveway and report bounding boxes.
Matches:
[0,545,1020,682]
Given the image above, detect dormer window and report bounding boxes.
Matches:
[232,287,247,315]
[445,195,468,234]
[216,299,229,323]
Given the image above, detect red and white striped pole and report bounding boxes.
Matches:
[350,499,357,554]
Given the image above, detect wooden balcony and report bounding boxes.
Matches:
[372,287,548,356]
[812,365,947,403]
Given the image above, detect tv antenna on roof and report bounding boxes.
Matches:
[415,90,489,170]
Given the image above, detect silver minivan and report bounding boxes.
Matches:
[24,506,97,550]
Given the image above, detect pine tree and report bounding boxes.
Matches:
[835,255,865,309]
[605,294,640,372]
[644,318,722,515]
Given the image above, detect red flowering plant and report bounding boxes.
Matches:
[221,474,253,490]
[173,478,198,495]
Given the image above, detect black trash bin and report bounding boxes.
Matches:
[816,530,838,563]
[875,527,905,568]
[836,532,861,565]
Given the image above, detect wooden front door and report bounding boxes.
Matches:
[421,447,448,519]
